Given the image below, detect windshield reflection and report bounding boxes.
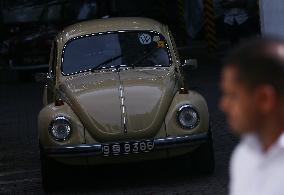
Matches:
[62,31,171,75]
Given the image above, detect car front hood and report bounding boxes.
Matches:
[60,68,177,142]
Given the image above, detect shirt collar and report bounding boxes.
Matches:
[242,132,284,153]
[276,132,284,149]
[242,133,262,152]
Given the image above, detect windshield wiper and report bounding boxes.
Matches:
[91,54,123,72]
[131,48,159,68]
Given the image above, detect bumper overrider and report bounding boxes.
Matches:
[43,132,209,157]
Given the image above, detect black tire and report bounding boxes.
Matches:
[40,147,62,192]
[191,129,215,174]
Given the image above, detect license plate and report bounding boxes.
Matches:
[102,140,154,156]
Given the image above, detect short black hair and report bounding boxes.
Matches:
[225,37,284,96]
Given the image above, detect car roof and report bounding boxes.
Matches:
[57,17,167,46]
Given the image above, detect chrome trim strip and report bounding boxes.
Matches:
[43,133,208,157]
[117,72,128,133]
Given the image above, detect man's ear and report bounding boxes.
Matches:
[255,85,277,113]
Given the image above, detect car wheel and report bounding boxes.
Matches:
[40,147,61,192]
[191,129,215,174]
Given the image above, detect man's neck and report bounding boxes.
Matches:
[258,120,284,152]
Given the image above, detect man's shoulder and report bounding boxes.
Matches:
[231,141,246,166]
[230,136,259,171]
[232,137,252,158]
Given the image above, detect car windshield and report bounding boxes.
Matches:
[62,31,171,75]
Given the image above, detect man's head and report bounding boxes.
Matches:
[220,37,284,135]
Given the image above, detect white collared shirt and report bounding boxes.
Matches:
[224,8,249,25]
[230,133,284,195]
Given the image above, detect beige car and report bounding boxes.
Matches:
[38,17,214,190]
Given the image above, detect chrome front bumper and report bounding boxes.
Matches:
[43,133,209,157]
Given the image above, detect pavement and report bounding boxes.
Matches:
[0,46,238,194]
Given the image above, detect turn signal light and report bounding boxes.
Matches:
[55,99,64,106]
[179,87,189,94]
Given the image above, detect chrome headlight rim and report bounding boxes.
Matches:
[176,104,200,129]
[48,116,72,142]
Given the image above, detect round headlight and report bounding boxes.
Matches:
[177,105,199,129]
[49,116,72,141]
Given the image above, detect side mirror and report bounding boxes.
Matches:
[34,72,49,83]
[182,59,198,71]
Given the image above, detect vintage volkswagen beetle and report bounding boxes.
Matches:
[38,17,214,190]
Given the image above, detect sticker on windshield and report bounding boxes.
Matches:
[153,35,160,42]
[157,40,165,48]
[139,33,152,45]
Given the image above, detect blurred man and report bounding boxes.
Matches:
[220,38,284,195]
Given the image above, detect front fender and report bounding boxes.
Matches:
[38,103,85,147]
[165,90,209,136]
